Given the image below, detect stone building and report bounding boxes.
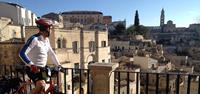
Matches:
[180,78,199,94]
[41,12,64,28]
[134,56,158,70]
[189,24,200,32]
[109,39,136,58]
[140,73,177,94]
[115,68,141,94]
[146,9,199,45]
[107,20,126,35]
[61,11,103,27]
[103,16,112,25]
[189,23,200,40]
[0,17,23,42]
[109,35,157,58]
[42,11,110,31]
[0,1,37,26]
[163,20,176,32]
[135,56,176,94]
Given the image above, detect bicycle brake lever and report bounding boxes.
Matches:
[60,67,65,73]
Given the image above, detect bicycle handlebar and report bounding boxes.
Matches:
[48,66,65,76]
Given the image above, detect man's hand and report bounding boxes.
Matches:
[30,65,39,73]
[55,65,65,72]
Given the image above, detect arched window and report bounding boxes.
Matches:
[62,38,67,48]
[57,38,62,48]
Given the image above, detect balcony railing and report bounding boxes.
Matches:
[1,64,200,94]
[0,65,90,94]
[114,70,200,94]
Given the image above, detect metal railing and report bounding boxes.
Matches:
[1,64,200,94]
[0,64,90,94]
[114,70,200,94]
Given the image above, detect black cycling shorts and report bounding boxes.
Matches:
[25,66,48,83]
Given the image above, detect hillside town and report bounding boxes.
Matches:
[0,1,200,94]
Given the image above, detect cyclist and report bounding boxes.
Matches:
[19,18,62,94]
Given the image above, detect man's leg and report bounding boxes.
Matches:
[29,80,46,94]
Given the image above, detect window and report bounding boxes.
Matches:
[101,41,106,47]
[122,46,125,50]
[74,63,79,74]
[89,41,95,52]
[102,59,105,63]
[108,59,111,63]
[80,19,83,24]
[73,41,79,53]
[151,64,155,69]
[62,38,66,48]
[74,63,79,69]
[67,85,70,90]
[114,46,117,50]
[57,38,62,48]
[74,18,78,23]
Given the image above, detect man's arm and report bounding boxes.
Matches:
[48,46,61,66]
[19,36,37,66]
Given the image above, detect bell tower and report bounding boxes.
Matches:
[160,8,165,32]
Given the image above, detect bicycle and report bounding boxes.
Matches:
[0,76,23,94]
[14,66,64,94]
[14,79,32,94]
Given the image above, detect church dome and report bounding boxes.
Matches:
[167,20,173,25]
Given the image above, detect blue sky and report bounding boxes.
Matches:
[1,0,200,27]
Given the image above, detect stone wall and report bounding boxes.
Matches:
[0,42,24,65]
[0,17,22,41]
[62,11,103,26]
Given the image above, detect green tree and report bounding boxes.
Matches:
[126,25,148,36]
[126,25,135,34]
[114,22,126,35]
[134,10,140,27]
[134,10,141,35]
[139,25,148,37]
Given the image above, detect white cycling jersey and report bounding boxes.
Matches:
[19,33,60,67]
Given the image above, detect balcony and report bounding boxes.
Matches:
[0,64,200,94]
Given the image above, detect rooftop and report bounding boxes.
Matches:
[0,1,24,8]
[62,11,103,15]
